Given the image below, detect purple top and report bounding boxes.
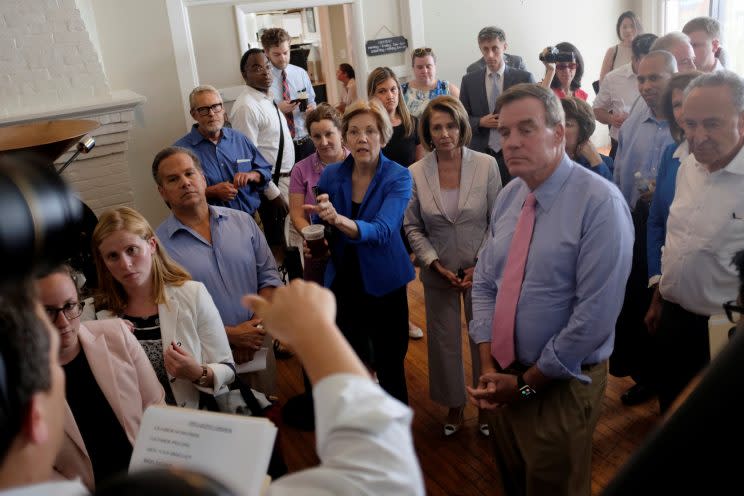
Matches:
[290,148,350,208]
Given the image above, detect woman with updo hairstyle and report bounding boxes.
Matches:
[404,95,501,436]
[304,99,414,404]
[92,207,234,410]
[561,96,613,180]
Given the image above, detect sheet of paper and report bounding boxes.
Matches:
[236,347,268,374]
[130,405,277,496]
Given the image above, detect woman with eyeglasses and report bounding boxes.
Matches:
[401,47,460,118]
[36,264,164,490]
[539,42,588,101]
[304,100,415,404]
[92,207,235,410]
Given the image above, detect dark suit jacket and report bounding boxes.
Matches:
[466,53,526,73]
[459,65,535,153]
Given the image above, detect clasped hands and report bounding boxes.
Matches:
[431,260,474,291]
[211,171,262,202]
[466,370,520,410]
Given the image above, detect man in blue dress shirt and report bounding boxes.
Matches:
[174,85,272,216]
[152,146,283,394]
[611,50,677,406]
[467,84,633,496]
[261,27,317,162]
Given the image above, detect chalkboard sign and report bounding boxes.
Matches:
[365,36,408,56]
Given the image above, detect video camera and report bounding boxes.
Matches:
[539,46,576,64]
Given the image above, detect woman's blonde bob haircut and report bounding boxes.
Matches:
[342,99,394,147]
[418,95,472,152]
[92,206,191,315]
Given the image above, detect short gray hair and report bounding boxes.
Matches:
[478,26,506,44]
[651,32,691,53]
[495,83,565,128]
[684,70,744,112]
[643,50,678,74]
[188,84,221,111]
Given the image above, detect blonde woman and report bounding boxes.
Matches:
[92,207,234,409]
[304,100,415,404]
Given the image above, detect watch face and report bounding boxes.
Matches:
[519,385,536,399]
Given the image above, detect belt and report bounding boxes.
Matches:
[278,172,291,178]
[293,136,311,145]
[505,361,602,374]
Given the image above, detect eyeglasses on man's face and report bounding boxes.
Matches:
[193,103,223,117]
[723,300,743,324]
[44,302,85,322]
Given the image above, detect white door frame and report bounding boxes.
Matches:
[166,0,424,130]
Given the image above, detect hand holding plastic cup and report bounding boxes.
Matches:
[302,224,326,258]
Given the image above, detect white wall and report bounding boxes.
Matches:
[90,0,182,225]
[424,0,635,98]
[189,4,243,89]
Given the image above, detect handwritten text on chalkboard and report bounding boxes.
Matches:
[366,36,408,56]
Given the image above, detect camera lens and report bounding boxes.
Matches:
[0,156,82,283]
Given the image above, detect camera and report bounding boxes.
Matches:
[0,154,83,285]
[539,47,576,64]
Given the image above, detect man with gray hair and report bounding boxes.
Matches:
[683,16,724,73]
[651,32,697,72]
[174,85,272,216]
[645,70,744,413]
[460,26,534,184]
[468,83,633,496]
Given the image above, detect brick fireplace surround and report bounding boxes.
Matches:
[0,0,145,216]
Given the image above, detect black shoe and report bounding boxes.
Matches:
[621,383,655,406]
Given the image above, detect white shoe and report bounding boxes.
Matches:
[408,324,423,339]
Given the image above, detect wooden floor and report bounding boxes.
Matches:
[275,276,660,495]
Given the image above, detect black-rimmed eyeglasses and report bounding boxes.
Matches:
[193,103,223,116]
[723,300,743,324]
[44,302,85,322]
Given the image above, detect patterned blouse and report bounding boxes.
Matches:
[402,80,450,117]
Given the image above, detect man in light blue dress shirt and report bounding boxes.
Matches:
[467,84,633,496]
[613,51,677,208]
[261,27,317,162]
[152,146,283,394]
[611,50,676,406]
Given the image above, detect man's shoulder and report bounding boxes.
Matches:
[156,214,181,241]
[605,62,633,81]
[568,161,626,208]
[504,66,533,85]
[461,67,485,86]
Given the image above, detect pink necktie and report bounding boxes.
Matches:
[491,192,537,369]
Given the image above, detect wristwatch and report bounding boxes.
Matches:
[194,365,208,386]
[516,374,537,400]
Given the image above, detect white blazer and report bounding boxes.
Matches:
[98,280,235,409]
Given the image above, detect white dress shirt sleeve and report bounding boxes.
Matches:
[266,374,424,495]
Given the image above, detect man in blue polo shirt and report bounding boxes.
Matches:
[174,84,272,216]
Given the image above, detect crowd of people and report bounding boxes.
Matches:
[1,12,742,496]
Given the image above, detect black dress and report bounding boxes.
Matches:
[382,118,419,168]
